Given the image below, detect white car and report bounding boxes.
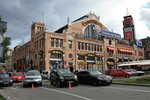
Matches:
[23,70,42,87]
[41,70,51,79]
[125,69,144,76]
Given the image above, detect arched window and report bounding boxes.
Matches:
[83,24,99,39]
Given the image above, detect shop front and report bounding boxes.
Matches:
[50,51,64,69]
[106,58,115,70]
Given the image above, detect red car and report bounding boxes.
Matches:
[109,69,130,78]
[11,72,24,82]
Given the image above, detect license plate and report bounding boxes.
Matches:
[68,81,73,83]
[4,82,9,84]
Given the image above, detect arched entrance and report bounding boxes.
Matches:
[106,58,115,70]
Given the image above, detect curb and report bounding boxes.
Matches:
[0,90,9,100]
[112,82,150,87]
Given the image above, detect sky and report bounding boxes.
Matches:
[0,0,150,49]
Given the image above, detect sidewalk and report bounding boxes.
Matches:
[0,89,9,100]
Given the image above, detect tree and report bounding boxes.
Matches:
[0,16,11,63]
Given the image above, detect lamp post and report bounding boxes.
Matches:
[101,56,104,74]
[61,54,65,68]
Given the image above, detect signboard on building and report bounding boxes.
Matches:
[136,40,142,47]
[124,27,134,40]
[93,25,121,40]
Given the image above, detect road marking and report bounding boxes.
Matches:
[106,86,150,93]
[41,87,93,100]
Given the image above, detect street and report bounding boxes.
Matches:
[0,80,150,100]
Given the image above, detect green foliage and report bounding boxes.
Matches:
[0,27,7,36]
[113,76,150,84]
[0,95,6,100]
[0,16,11,63]
[1,37,11,47]
[137,76,150,81]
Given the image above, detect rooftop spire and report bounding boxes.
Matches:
[126,8,129,16]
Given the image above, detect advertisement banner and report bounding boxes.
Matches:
[124,28,134,40]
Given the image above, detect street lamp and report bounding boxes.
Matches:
[101,56,104,74]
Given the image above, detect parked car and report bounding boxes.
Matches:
[11,72,24,82]
[41,70,51,79]
[125,69,144,76]
[50,68,78,87]
[23,70,42,87]
[109,69,130,78]
[7,72,14,77]
[77,70,112,86]
[0,72,13,86]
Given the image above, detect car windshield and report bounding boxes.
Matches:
[14,73,22,76]
[126,69,136,72]
[0,73,9,78]
[58,69,71,74]
[26,71,40,76]
[89,71,102,76]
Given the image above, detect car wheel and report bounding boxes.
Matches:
[125,74,130,78]
[39,83,42,86]
[73,83,78,86]
[93,81,98,86]
[111,76,115,79]
[50,80,54,85]
[55,81,61,88]
[23,84,26,87]
[9,83,13,86]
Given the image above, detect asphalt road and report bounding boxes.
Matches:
[0,81,150,100]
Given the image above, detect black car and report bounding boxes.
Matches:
[77,70,112,86]
[50,68,78,87]
[0,72,13,86]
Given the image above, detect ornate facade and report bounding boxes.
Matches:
[12,13,144,73]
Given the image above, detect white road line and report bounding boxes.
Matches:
[106,86,150,93]
[41,87,93,100]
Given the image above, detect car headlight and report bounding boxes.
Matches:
[98,76,103,80]
[74,75,78,80]
[60,76,64,80]
[10,79,13,82]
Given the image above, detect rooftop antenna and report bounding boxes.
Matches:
[43,10,45,23]
[126,8,129,16]
[67,17,71,25]
[67,17,69,24]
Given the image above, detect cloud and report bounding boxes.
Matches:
[0,0,150,49]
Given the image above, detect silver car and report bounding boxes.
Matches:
[23,70,42,87]
[125,69,145,76]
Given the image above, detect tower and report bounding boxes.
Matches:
[31,22,45,41]
[123,14,136,44]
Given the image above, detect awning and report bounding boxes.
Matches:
[107,47,115,51]
[118,60,150,67]
[118,48,133,53]
[77,60,85,64]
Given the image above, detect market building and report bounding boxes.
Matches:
[12,13,144,72]
[141,36,150,60]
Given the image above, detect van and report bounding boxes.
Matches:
[41,70,51,79]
